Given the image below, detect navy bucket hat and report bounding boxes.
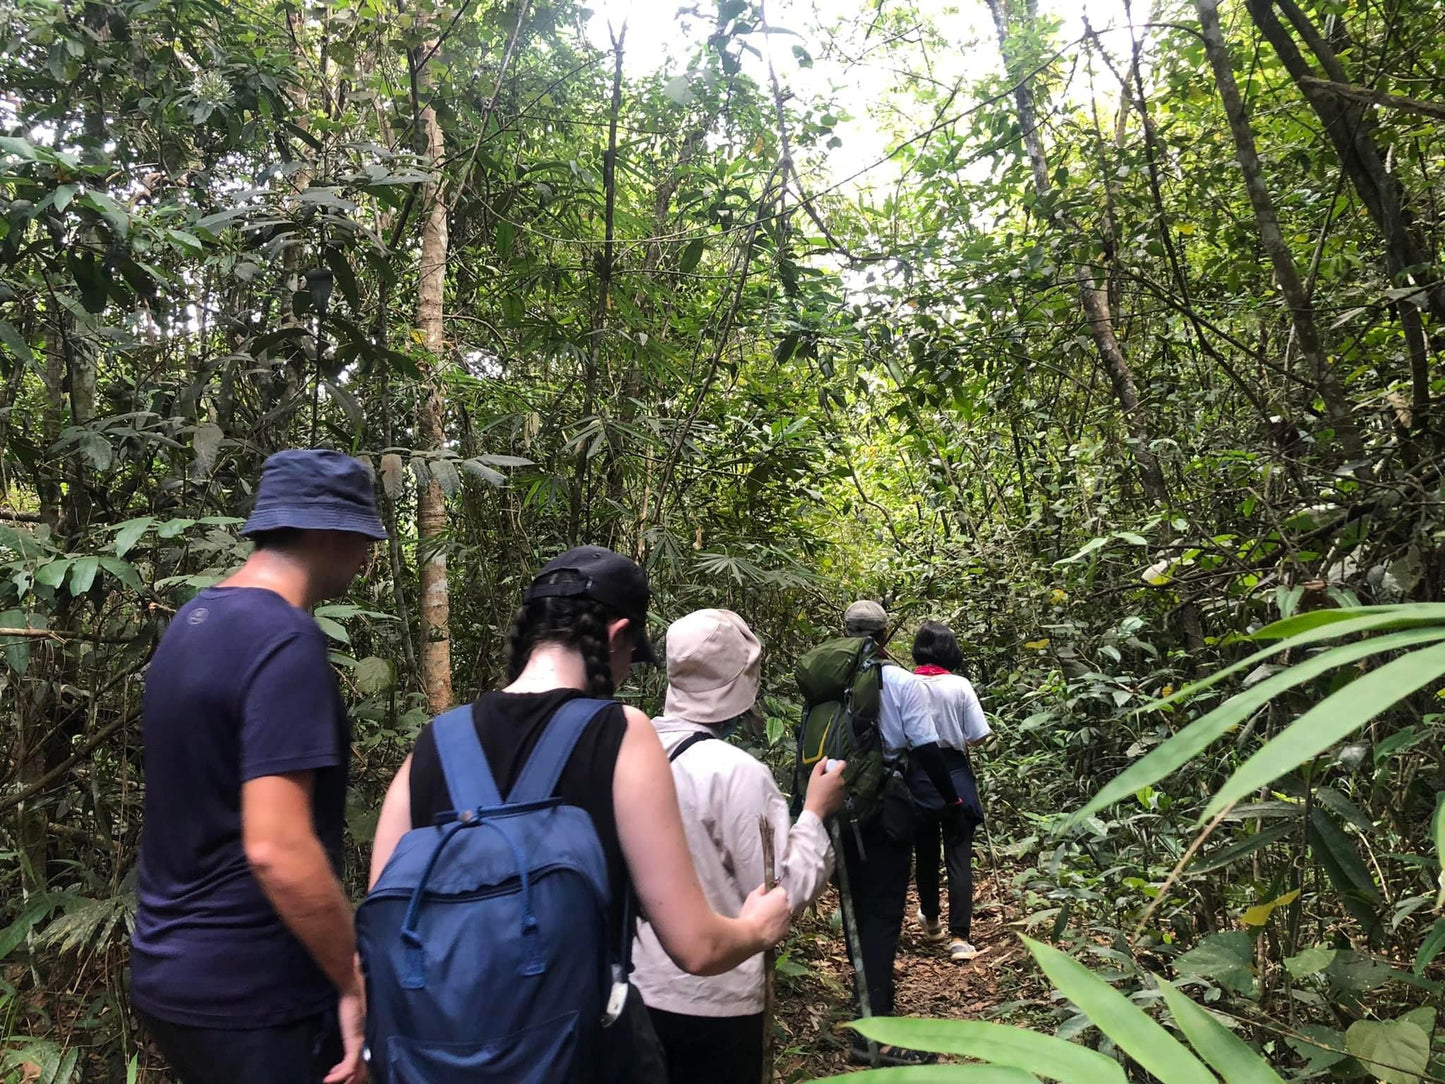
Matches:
[524,545,657,665]
[241,449,388,541]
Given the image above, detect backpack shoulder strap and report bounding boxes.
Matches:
[432,705,504,812]
[667,731,716,763]
[508,697,615,803]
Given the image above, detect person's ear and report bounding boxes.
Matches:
[606,617,631,649]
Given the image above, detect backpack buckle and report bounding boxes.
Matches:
[601,979,628,1027]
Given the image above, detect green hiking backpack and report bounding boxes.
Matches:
[793,635,897,826]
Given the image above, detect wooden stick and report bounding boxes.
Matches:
[759,816,777,1084]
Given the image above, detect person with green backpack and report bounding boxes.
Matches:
[793,600,972,1066]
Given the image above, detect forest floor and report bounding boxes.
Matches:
[775,870,1047,1080]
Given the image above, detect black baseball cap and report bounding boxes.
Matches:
[524,545,657,665]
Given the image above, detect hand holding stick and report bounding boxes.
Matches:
[759,816,777,1084]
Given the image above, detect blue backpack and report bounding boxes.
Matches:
[357,698,626,1082]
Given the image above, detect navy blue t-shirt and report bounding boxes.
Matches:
[130,587,350,1028]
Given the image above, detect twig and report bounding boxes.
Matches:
[1131,800,1237,944]
[0,627,62,640]
[759,816,777,1084]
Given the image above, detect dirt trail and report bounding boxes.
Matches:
[774,873,1039,1080]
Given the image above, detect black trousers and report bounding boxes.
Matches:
[647,1007,764,1084]
[914,808,977,939]
[838,815,913,1018]
[138,1008,340,1084]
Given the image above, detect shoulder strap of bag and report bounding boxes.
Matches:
[667,731,716,763]
[508,696,615,803]
[432,705,504,812]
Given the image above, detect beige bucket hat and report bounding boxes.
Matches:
[663,608,762,724]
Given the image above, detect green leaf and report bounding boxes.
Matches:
[1023,938,1216,1084]
[1285,946,1336,979]
[1433,792,1445,910]
[33,559,71,589]
[194,422,223,472]
[314,615,350,644]
[97,556,141,591]
[431,458,461,497]
[807,1067,1041,1083]
[461,459,507,487]
[1201,639,1445,822]
[679,238,705,273]
[1285,1024,1347,1071]
[1155,976,1283,1083]
[1173,931,1255,995]
[1142,605,1445,714]
[1307,808,1381,933]
[113,516,154,557]
[0,608,34,674]
[1345,1018,1429,1084]
[1413,918,1445,975]
[126,1055,138,1084]
[1071,627,1445,825]
[355,656,394,695]
[849,1017,1126,1084]
[156,518,196,539]
[1191,821,1296,874]
[68,555,99,596]
[0,319,35,367]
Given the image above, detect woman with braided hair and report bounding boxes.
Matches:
[367,546,792,1079]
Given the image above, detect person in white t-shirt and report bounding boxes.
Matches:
[907,621,990,962]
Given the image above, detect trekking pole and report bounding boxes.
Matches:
[759,817,777,1084]
[828,820,878,1068]
[965,747,1005,916]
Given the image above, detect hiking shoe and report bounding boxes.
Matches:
[951,938,981,962]
[849,1042,939,1067]
[915,908,946,941]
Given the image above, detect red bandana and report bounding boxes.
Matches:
[913,664,950,676]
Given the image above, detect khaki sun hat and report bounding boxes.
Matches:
[843,599,888,635]
[663,609,762,724]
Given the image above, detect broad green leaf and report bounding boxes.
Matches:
[1285,1024,1346,1071]
[0,319,34,366]
[1345,1019,1428,1084]
[1023,938,1216,1084]
[355,656,394,695]
[0,607,32,674]
[380,453,405,499]
[1155,977,1283,1083]
[194,422,223,472]
[679,237,705,273]
[97,556,141,591]
[113,516,154,557]
[1202,640,1445,821]
[1071,627,1445,825]
[156,518,196,539]
[1173,931,1254,995]
[314,616,350,644]
[850,1017,1126,1083]
[0,893,63,959]
[1284,946,1335,978]
[462,458,507,486]
[33,559,71,589]
[431,458,461,497]
[126,1055,138,1084]
[68,555,99,596]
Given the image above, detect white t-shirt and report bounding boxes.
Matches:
[912,671,990,751]
[878,665,940,754]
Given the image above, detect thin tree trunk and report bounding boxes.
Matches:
[416,97,453,713]
[986,0,1168,502]
[1195,0,1359,441]
[1246,0,1445,327]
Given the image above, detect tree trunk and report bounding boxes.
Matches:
[1195,0,1353,436]
[986,0,1168,502]
[416,98,453,713]
[1245,0,1445,328]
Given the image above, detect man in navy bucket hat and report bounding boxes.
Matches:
[132,450,384,1084]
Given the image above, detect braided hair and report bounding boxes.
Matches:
[504,571,619,698]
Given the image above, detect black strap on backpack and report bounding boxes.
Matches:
[667,731,715,762]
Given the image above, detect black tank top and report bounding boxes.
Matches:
[408,688,630,946]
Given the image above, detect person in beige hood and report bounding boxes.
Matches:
[633,609,845,1084]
